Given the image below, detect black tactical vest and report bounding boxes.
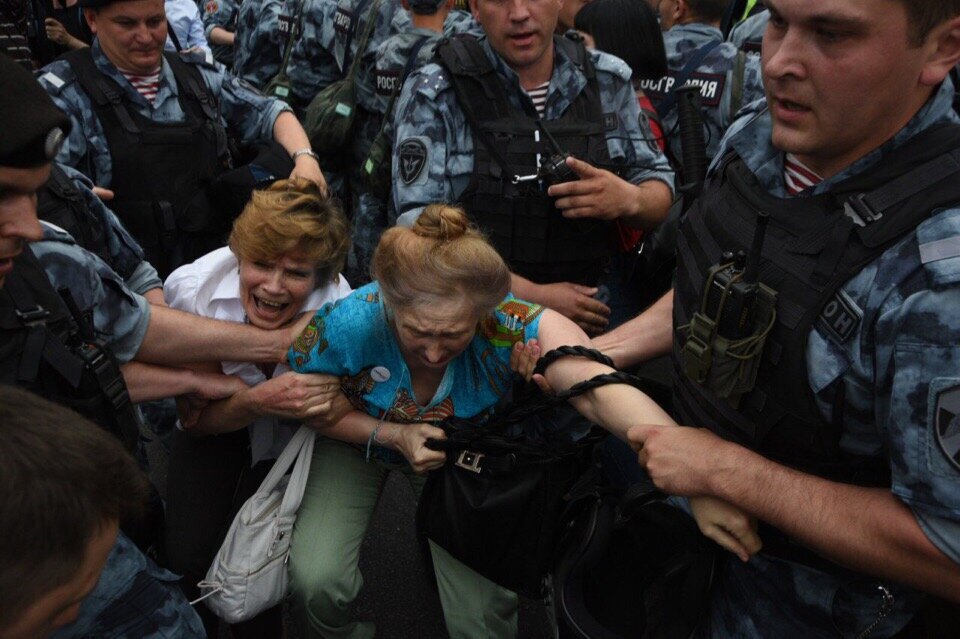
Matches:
[37,163,140,281]
[437,35,614,286]
[0,248,140,452]
[671,123,960,484]
[66,48,231,278]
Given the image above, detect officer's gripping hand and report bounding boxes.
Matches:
[248,371,342,421]
[176,372,249,429]
[627,423,724,495]
[535,281,610,336]
[548,156,640,221]
[290,154,329,196]
[302,389,354,431]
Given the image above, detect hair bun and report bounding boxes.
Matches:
[412,204,470,242]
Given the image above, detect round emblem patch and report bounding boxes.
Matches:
[204,0,219,14]
[398,138,427,185]
[936,385,960,471]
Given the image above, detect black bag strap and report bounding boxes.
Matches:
[66,49,142,134]
[274,0,307,81]
[342,0,382,79]
[655,40,722,120]
[168,23,184,52]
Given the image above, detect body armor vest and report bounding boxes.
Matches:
[37,163,138,281]
[66,48,231,278]
[437,35,613,286]
[0,248,140,452]
[671,123,960,485]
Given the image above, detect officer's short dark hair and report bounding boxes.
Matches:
[0,387,150,627]
[898,0,960,46]
[575,0,667,81]
[685,0,728,25]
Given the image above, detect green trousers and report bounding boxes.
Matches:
[288,438,519,638]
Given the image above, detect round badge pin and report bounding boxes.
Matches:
[370,366,391,383]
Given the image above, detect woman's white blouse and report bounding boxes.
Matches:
[164,246,352,463]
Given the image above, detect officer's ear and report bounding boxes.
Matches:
[83,7,98,33]
[918,14,960,87]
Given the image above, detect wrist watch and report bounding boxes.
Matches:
[291,148,321,163]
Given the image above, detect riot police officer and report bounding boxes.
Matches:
[640,0,765,163]
[36,0,325,277]
[597,0,960,635]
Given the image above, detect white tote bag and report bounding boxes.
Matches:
[196,426,316,623]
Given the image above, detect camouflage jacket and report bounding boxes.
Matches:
[37,40,290,187]
[638,22,764,163]
[695,79,960,639]
[391,35,675,225]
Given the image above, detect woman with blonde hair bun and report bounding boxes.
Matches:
[162,178,352,638]
[286,203,759,638]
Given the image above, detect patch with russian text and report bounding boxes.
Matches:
[816,289,862,344]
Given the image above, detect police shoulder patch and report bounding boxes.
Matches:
[204,0,219,14]
[935,384,960,471]
[398,138,427,184]
[816,289,862,344]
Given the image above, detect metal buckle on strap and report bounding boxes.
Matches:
[15,305,50,326]
[843,192,883,227]
[455,450,484,473]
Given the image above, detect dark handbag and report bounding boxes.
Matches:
[416,347,647,598]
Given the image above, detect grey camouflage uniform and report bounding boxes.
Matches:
[347,10,476,280]
[637,23,764,163]
[683,78,960,638]
[232,0,284,88]
[19,229,202,638]
[56,164,163,296]
[370,10,477,117]
[202,0,239,66]
[727,9,768,55]
[51,531,205,638]
[330,0,409,281]
[285,0,342,112]
[392,35,675,225]
[37,40,291,188]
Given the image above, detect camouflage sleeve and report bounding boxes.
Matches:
[286,0,341,110]
[593,53,675,192]
[31,236,151,363]
[202,0,238,34]
[391,65,471,226]
[37,65,94,177]
[60,164,161,292]
[199,65,291,145]
[875,208,960,540]
[51,532,205,638]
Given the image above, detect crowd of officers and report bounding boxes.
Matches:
[2,0,960,637]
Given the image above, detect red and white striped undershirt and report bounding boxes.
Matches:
[525,81,550,117]
[121,68,162,104]
[783,153,823,195]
